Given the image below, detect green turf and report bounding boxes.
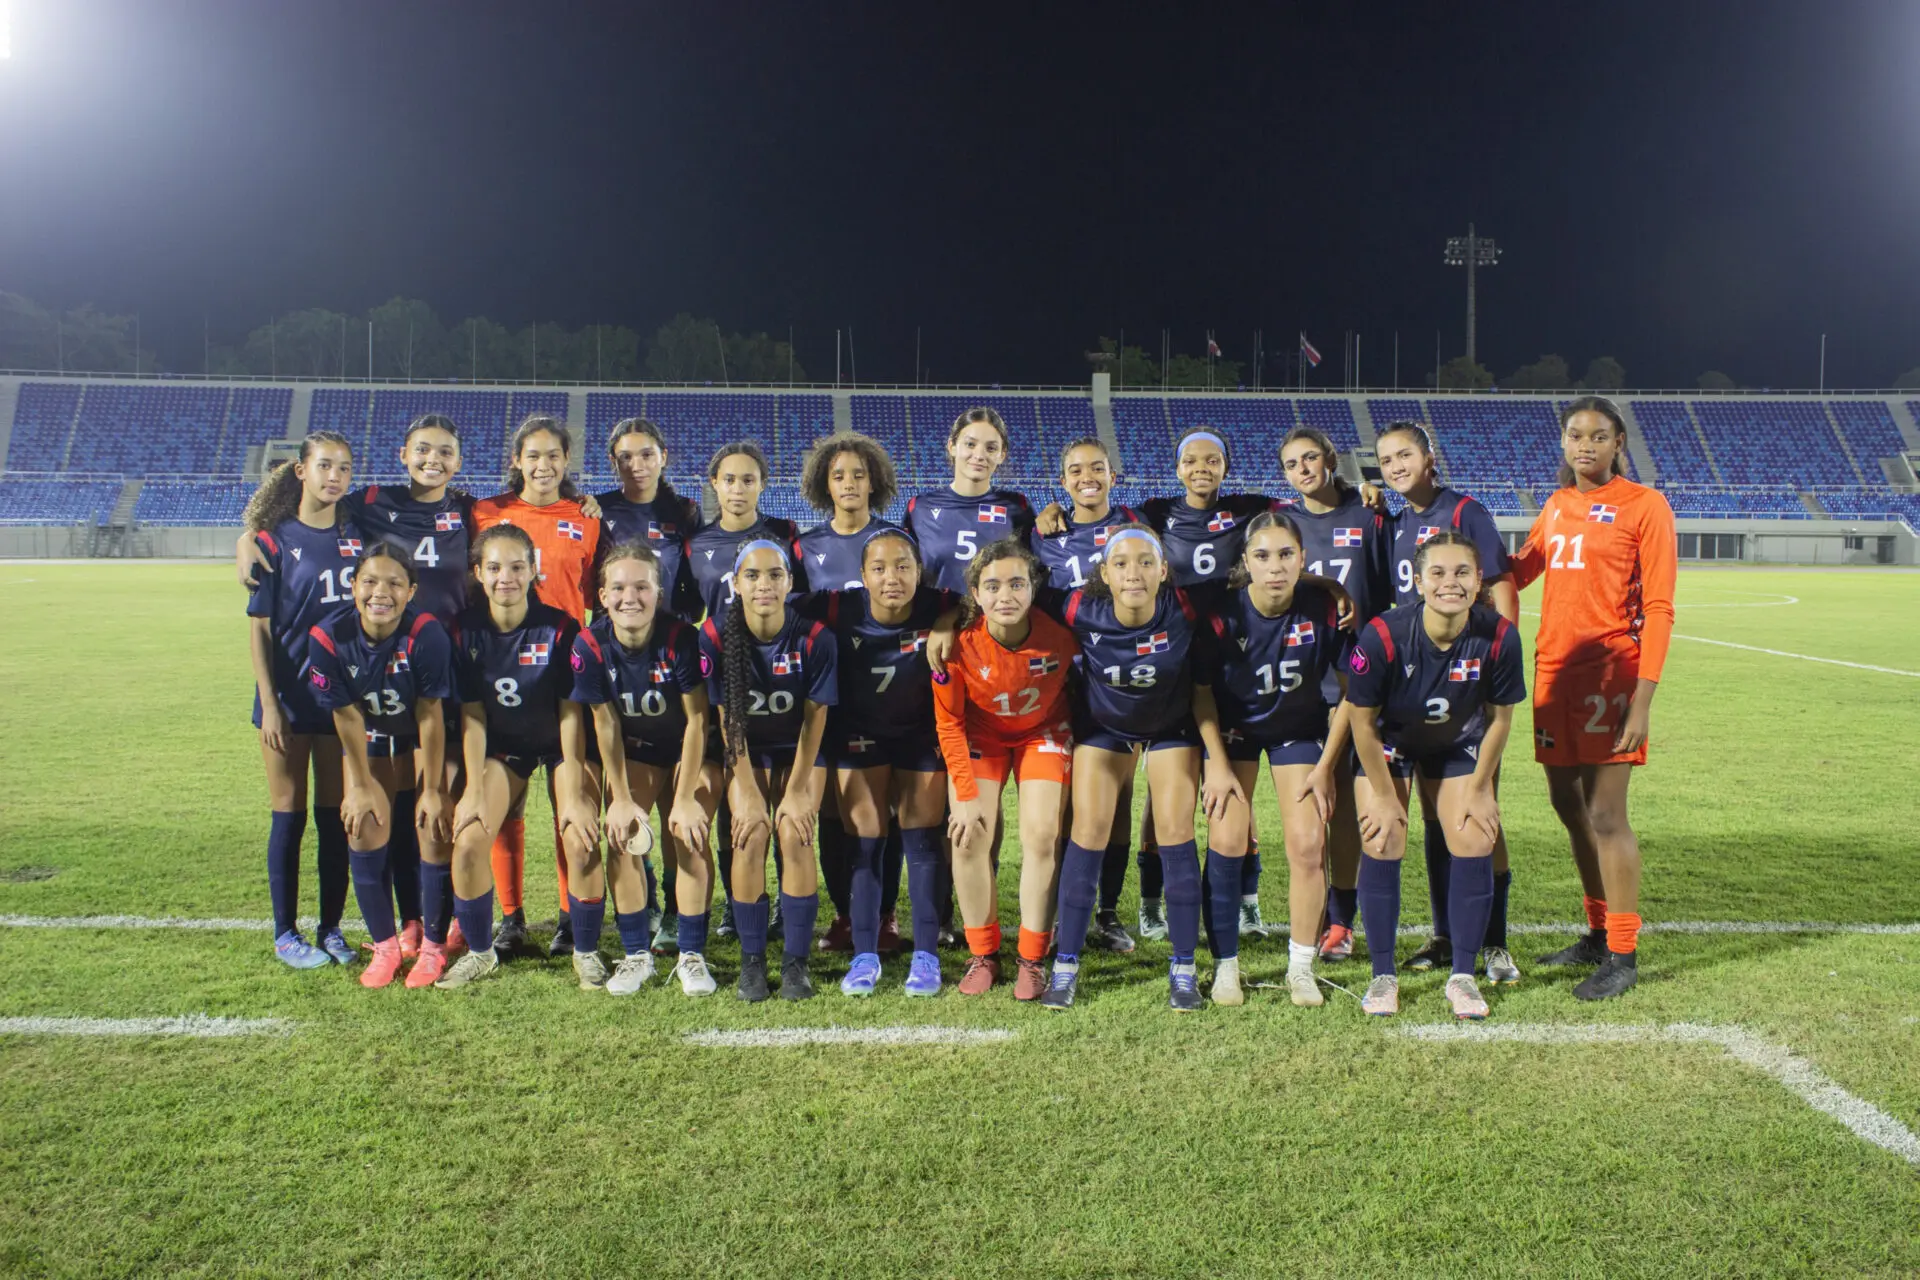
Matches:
[2,564,1917,1277]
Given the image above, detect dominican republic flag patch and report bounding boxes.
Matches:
[1415,526,1443,545]
[338,538,363,556]
[1029,655,1060,676]
[1588,504,1618,524]
[1136,631,1171,655]
[557,520,585,541]
[650,661,674,684]
[518,643,550,666]
[387,651,410,675]
[772,650,802,676]
[646,521,675,541]
[1094,527,1114,547]
[1286,621,1315,647]
[435,511,462,532]
[978,505,1008,524]
[1207,511,1235,533]
[901,630,931,654]
[1450,658,1481,682]
[1333,527,1363,548]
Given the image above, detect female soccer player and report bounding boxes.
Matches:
[803,528,951,996]
[440,524,599,989]
[1344,532,1526,1020]
[682,440,805,622]
[1371,421,1521,983]
[1508,396,1676,1001]
[595,418,702,617]
[306,544,456,987]
[904,407,1036,595]
[932,539,1079,999]
[473,414,605,958]
[570,542,721,996]
[1206,511,1353,1007]
[244,429,363,969]
[1041,524,1241,1013]
[699,541,838,1002]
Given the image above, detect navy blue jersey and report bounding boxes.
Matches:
[1210,583,1351,745]
[903,486,1036,594]
[594,486,703,617]
[680,516,804,621]
[1141,492,1286,588]
[306,609,456,751]
[1388,487,1512,606]
[568,614,704,762]
[800,586,955,742]
[1029,506,1143,592]
[246,518,365,725]
[1288,491,1391,624]
[698,611,839,754]
[1059,587,1209,736]
[345,485,472,622]
[796,515,903,592]
[1345,602,1526,756]
[451,602,581,759]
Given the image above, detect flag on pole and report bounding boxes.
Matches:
[1300,333,1323,367]
[1207,337,1222,358]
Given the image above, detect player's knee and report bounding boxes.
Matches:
[1587,801,1629,840]
[1283,823,1324,869]
[1069,815,1113,851]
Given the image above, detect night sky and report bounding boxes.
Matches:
[4,0,1919,388]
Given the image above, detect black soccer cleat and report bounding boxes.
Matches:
[736,952,770,1002]
[1405,936,1451,972]
[778,956,816,1002]
[1572,953,1638,1001]
[547,913,574,958]
[492,909,528,958]
[715,903,738,941]
[1536,929,1608,967]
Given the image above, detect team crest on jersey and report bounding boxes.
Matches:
[1415,526,1443,545]
[436,512,462,532]
[288,546,303,561]
[338,538,362,556]
[814,553,827,565]
[1029,655,1059,676]
[772,650,802,676]
[1349,649,1370,675]
[518,643,551,666]
[1588,504,1618,524]
[1093,527,1114,547]
[650,661,673,684]
[978,504,1008,524]
[309,669,329,690]
[902,630,931,654]
[1449,658,1481,682]
[387,651,410,675]
[1286,621,1315,647]
[703,549,715,560]
[1136,631,1171,655]
[928,507,943,521]
[1207,512,1235,533]
[1333,528,1363,548]
[646,521,673,541]
[557,520,584,542]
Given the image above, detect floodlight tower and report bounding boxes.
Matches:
[1443,223,1501,364]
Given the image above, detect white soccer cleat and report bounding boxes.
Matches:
[674,951,718,997]
[606,952,655,996]
[572,951,609,991]
[1361,974,1399,1017]
[1211,956,1245,1006]
[1287,968,1324,1007]
[434,947,501,990]
[1482,946,1521,985]
[1445,973,1490,1020]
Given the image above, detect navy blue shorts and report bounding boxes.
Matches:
[1380,739,1481,781]
[832,729,944,773]
[366,732,419,760]
[253,689,335,739]
[493,750,563,781]
[1073,710,1200,755]
[622,734,684,770]
[1217,732,1323,767]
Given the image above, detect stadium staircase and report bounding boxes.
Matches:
[0,379,18,464]
[1684,403,1728,484]
[1799,491,1827,517]
[1614,400,1658,484]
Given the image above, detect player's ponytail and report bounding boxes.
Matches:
[1281,426,1354,500]
[1557,396,1631,488]
[721,596,752,768]
[1226,510,1305,591]
[243,430,354,533]
[958,537,1044,627]
[506,414,582,500]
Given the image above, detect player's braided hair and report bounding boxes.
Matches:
[1081,521,1168,604]
[957,537,1043,627]
[1225,509,1305,591]
[505,414,582,500]
[607,418,685,514]
[242,430,354,533]
[721,595,753,768]
[1557,396,1631,488]
[800,432,898,516]
[1281,426,1356,501]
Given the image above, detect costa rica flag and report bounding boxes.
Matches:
[1415,525,1443,545]
[518,643,551,666]
[1286,621,1315,647]
[1136,631,1171,655]
[1207,512,1235,533]
[1332,527,1363,548]
[557,520,585,541]
[435,511,462,532]
[978,505,1008,524]
[1029,655,1060,676]
[1588,504,1618,524]
[1449,658,1481,681]
[772,650,802,676]
[338,538,363,556]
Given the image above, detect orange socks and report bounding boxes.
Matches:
[1017,927,1051,963]
[1606,911,1641,956]
[1582,894,1608,932]
[490,818,526,915]
[965,924,1002,957]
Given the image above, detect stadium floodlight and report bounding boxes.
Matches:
[1443,223,1500,364]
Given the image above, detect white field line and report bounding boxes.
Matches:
[1396,1022,1920,1169]
[1669,634,1920,677]
[685,1026,1014,1048]
[0,1015,292,1038]
[2,914,1915,937]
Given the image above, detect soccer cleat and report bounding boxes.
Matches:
[1445,973,1490,1020]
[1039,960,1079,1011]
[715,903,738,941]
[1013,957,1047,1001]
[492,910,528,957]
[1405,936,1450,972]
[318,928,357,966]
[779,956,816,1001]
[904,950,942,997]
[1287,968,1324,1008]
[840,952,881,997]
[274,930,332,970]
[607,952,655,995]
[817,914,853,953]
[1482,947,1522,985]
[650,911,679,956]
[673,952,718,997]
[405,940,449,988]
[445,917,468,957]
[1573,954,1639,1001]
[937,924,962,950]
[958,954,1000,996]
[1211,956,1244,1006]
[1361,974,1400,1017]
[735,953,770,1003]
[398,920,423,960]
[1092,909,1137,953]
[1239,900,1273,940]
[1537,930,1609,967]
[434,947,501,989]
[1316,923,1354,962]
[1168,960,1203,1013]
[1137,899,1169,942]
[548,914,575,958]
[572,950,609,991]
[876,913,903,955]
[360,938,404,989]
[767,900,785,945]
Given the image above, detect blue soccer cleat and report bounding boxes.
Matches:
[840,952,881,998]
[903,950,942,998]
[274,930,332,970]
[317,927,358,965]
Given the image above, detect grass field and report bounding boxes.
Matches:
[2,563,1917,1278]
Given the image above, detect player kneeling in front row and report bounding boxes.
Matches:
[1344,532,1525,1020]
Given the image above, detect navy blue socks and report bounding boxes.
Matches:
[1326,883,1358,930]
[568,893,605,954]
[901,825,943,954]
[778,891,818,961]
[1053,840,1104,962]
[818,817,851,919]
[1100,832,1130,913]
[678,905,711,955]
[387,790,421,923]
[1448,856,1495,975]
[1159,840,1202,961]
[1488,869,1512,949]
[615,907,650,955]
[349,844,395,942]
[1423,817,1451,938]
[453,888,494,953]
[1205,850,1242,959]
[312,806,350,933]
[1136,843,1164,901]
[420,860,454,944]
[849,835,885,954]
[1358,855,1403,978]
[266,810,306,937]
[733,895,770,957]
[881,824,904,918]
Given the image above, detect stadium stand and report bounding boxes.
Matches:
[135,479,256,526]
[365,390,511,480]
[1425,398,1562,488]
[66,384,229,475]
[848,395,911,476]
[1629,401,1717,484]
[219,388,295,473]
[6,382,84,472]
[0,474,121,525]
[1690,400,1843,488]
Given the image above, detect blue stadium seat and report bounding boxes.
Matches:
[219,388,293,473]
[1691,400,1841,488]
[0,474,120,524]
[135,479,256,526]
[366,390,509,482]
[6,383,83,472]
[1630,401,1716,485]
[1826,401,1907,465]
[1425,399,1561,488]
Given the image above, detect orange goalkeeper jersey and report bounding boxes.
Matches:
[1510,476,1677,680]
[933,611,1080,800]
[471,492,602,624]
